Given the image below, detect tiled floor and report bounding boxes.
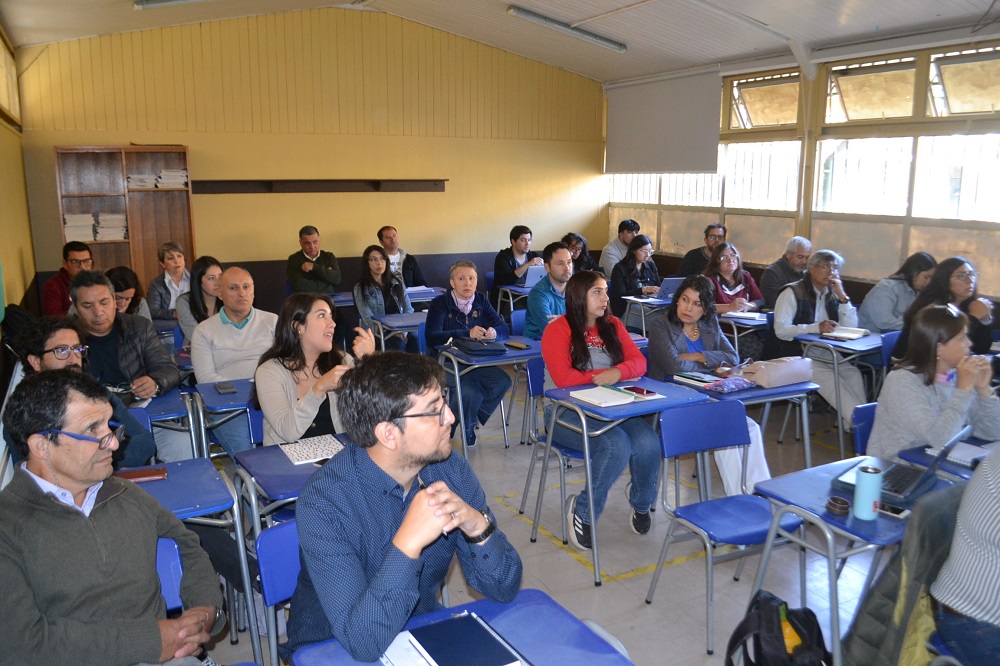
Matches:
[208,391,874,666]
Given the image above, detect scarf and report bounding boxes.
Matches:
[452,291,474,315]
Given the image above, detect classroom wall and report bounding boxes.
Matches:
[0,119,35,307]
[16,8,608,272]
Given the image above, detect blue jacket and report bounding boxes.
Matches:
[524,276,565,340]
[425,290,509,353]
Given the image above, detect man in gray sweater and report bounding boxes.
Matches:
[0,369,223,666]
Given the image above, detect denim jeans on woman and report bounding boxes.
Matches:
[545,404,660,524]
[934,607,1000,663]
[445,367,512,445]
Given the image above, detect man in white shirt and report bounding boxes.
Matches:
[377,225,426,287]
[191,267,278,456]
[598,219,639,275]
[766,249,866,431]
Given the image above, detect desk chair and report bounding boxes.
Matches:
[416,321,428,354]
[927,632,964,666]
[156,538,262,666]
[870,330,901,397]
[852,402,877,455]
[484,271,496,308]
[645,400,805,655]
[505,310,528,431]
[518,357,586,545]
[254,520,301,666]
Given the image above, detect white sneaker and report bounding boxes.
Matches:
[253,590,288,637]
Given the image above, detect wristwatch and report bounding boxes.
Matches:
[837,296,850,305]
[464,510,496,544]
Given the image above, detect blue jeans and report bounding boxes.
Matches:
[446,368,512,442]
[210,411,253,458]
[546,405,660,524]
[935,606,1000,663]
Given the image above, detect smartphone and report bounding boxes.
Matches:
[878,502,910,519]
[215,382,237,395]
[313,458,331,468]
[622,385,655,396]
[504,341,530,350]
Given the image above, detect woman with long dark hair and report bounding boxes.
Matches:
[703,242,763,314]
[541,270,659,550]
[609,234,661,318]
[892,256,993,359]
[870,304,999,460]
[646,274,771,495]
[561,232,600,273]
[858,251,936,333]
[176,255,223,346]
[255,293,375,444]
[104,266,152,321]
[353,245,413,351]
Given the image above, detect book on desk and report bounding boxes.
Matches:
[820,326,870,341]
[569,385,663,407]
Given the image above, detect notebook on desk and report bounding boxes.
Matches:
[831,426,970,507]
[523,266,546,288]
[381,612,526,666]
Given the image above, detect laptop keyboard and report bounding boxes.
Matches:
[882,464,922,495]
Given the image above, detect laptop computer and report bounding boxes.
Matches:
[831,425,971,507]
[523,265,546,288]
[656,277,685,300]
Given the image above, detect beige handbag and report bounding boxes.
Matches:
[737,356,813,388]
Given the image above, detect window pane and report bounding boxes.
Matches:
[826,59,916,123]
[928,49,1000,116]
[723,141,800,211]
[730,73,799,129]
[913,134,1000,222]
[662,172,722,206]
[609,174,659,204]
[815,137,913,215]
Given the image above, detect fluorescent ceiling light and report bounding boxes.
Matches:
[507,5,627,53]
[134,0,223,9]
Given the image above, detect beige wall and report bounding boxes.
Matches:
[17,8,608,270]
[0,120,35,305]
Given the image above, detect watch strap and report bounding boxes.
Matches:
[464,509,496,544]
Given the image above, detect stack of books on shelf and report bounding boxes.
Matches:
[127,174,157,189]
[96,213,127,241]
[63,213,95,242]
[156,169,188,188]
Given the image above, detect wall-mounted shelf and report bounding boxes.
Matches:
[192,179,447,194]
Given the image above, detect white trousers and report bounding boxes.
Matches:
[714,416,771,496]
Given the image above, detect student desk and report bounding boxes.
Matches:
[536,378,710,586]
[404,286,445,303]
[144,387,199,459]
[194,378,255,458]
[796,332,882,459]
[622,295,671,336]
[135,458,262,661]
[291,588,633,665]
[497,284,532,315]
[719,312,769,360]
[750,458,955,665]
[665,378,821,468]
[898,445,978,481]
[436,335,542,456]
[371,311,427,351]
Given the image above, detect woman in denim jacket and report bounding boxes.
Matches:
[353,245,413,350]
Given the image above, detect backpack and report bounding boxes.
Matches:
[725,589,832,666]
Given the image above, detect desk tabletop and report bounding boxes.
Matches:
[152,318,176,335]
[145,388,188,421]
[234,435,351,501]
[666,377,820,404]
[899,445,977,481]
[623,295,671,307]
[331,292,355,308]
[547,377,710,420]
[197,378,255,412]
[372,312,428,329]
[499,284,533,296]
[436,335,542,366]
[131,458,234,519]
[754,457,951,546]
[404,286,445,302]
[795,332,882,354]
[720,313,769,330]
[292,588,633,665]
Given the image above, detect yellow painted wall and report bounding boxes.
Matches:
[0,119,35,305]
[17,9,608,270]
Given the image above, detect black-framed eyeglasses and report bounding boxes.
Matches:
[706,234,725,241]
[396,388,451,426]
[39,421,125,450]
[43,344,89,360]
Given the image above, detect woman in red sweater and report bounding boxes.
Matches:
[541,270,660,551]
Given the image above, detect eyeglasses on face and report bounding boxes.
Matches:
[815,263,839,273]
[43,344,89,360]
[952,271,977,282]
[719,253,739,263]
[67,258,94,268]
[39,422,125,450]
[637,247,654,256]
[396,388,451,426]
[706,234,725,241]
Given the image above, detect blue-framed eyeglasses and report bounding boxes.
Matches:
[39,422,125,450]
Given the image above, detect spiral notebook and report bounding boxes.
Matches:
[926,441,994,468]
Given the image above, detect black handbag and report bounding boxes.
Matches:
[452,337,508,356]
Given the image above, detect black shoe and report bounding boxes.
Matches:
[630,508,651,535]
[567,495,592,550]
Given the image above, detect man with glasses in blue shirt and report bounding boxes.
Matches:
[282,352,523,662]
[0,369,224,666]
[1,316,155,474]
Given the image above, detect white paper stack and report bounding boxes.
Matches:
[156,168,188,188]
[64,213,95,242]
[127,174,157,189]
[96,212,127,240]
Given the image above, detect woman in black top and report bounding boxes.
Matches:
[609,234,661,317]
[562,232,601,273]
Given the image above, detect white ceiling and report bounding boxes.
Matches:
[3,0,1000,83]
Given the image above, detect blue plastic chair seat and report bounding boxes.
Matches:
[550,441,586,461]
[674,495,803,545]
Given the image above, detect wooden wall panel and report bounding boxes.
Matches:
[17,8,603,143]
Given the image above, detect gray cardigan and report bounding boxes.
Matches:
[647,313,738,379]
[255,356,354,445]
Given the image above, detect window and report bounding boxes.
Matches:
[815,137,913,215]
[826,58,916,123]
[928,47,1000,117]
[609,173,659,204]
[729,72,799,129]
[912,134,1000,222]
[723,141,800,211]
